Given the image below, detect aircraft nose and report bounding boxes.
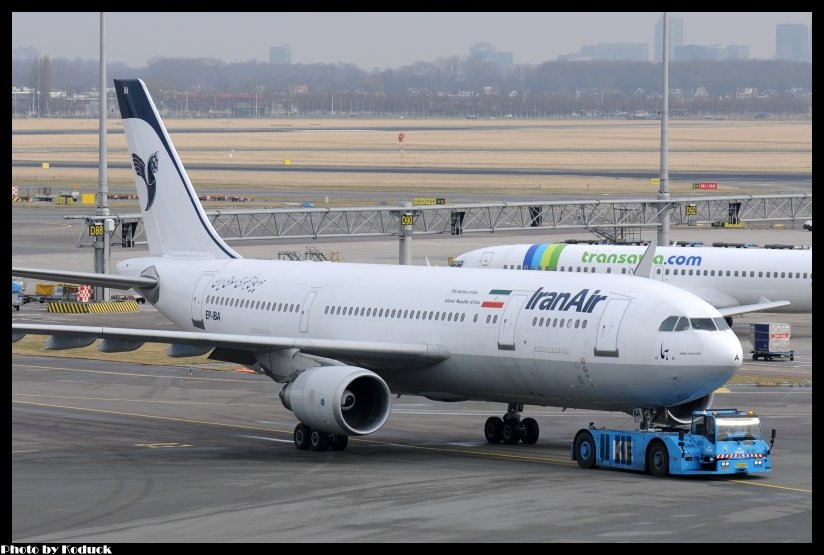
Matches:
[702,330,743,382]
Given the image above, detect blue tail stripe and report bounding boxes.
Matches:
[523,244,540,270]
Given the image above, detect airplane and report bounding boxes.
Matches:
[450,242,811,325]
[12,78,744,452]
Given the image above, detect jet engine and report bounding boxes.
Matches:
[279,366,391,436]
[661,393,715,426]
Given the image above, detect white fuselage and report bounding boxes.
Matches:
[452,243,812,313]
[118,255,743,412]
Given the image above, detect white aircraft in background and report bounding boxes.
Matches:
[12,79,743,453]
[451,242,811,325]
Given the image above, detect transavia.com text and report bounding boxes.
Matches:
[3,547,112,554]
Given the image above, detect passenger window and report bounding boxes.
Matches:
[532,317,538,326]
[559,318,565,328]
[486,315,491,323]
[473,314,478,323]
[460,314,465,322]
[582,320,588,329]
[493,315,498,324]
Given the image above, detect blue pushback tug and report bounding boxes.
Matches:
[571,409,775,477]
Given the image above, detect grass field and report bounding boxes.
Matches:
[11,118,812,200]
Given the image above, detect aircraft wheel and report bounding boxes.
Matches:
[752,353,759,361]
[294,423,311,450]
[574,430,597,469]
[522,417,539,445]
[484,416,503,444]
[310,429,329,451]
[647,441,670,477]
[330,434,349,451]
[501,419,522,445]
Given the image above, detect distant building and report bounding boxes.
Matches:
[585,43,649,62]
[775,23,810,62]
[675,44,725,61]
[12,46,40,60]
[655,15,684,63]
[269,44,292,64]
[725,45,749,60]
[468,41,514,67]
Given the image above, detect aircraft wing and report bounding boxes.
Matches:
[11,323,450,370]
[12,267,157,291]
[716,300,792,317]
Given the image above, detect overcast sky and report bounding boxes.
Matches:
[12,12,812,69]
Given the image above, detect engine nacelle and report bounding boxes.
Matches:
[661,393,715,426]
[279,366,391,436]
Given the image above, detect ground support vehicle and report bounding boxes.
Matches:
[571,409,775,477]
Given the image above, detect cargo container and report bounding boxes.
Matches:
[749,322,793,361]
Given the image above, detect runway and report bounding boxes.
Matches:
[12,355,812,543]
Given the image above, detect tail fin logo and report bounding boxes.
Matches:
[132,152,159,210]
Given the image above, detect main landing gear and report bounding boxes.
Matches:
[293,423,349,452]
[484,403,539,445]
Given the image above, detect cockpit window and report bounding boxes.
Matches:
[659,316,679,331]
[713,317,730,331]
[673,317,690,331]
[690,317,717,331]
[450,260,464,267]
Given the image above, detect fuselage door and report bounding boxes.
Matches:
[191,273,216,330]
[594,299,631,357]
[497,294,528,350]
[479,251,494,268]
[299,289,318,333]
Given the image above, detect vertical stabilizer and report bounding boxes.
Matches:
[114,79,240,259]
